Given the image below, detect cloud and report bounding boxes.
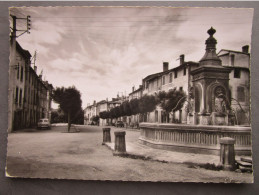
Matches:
[12,7,253,107]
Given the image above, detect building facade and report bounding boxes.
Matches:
[8,41,53,132]
[140,58,199,125]
[218,46,250,125]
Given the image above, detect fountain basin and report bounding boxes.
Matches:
[139,123,251,155]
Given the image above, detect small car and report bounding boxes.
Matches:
[37,118,51,129]
[115,121,124,128]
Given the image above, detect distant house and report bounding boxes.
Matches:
[84,101,97,125]
[218,45,250,125]
[84,96,126,126]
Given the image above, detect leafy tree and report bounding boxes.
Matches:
[159,88,186,115]
[99,111,109,119]
[114,106,121,118]
[129,98,140,115]
[119,104,125,117]
[139,94,158,114]
[53,86,82,132]
[91,115,100,125]
[109,107,116,119]
[51,110,59,123]
[72,108,84,124]
[122,101,132,116]
[51,109,67,123]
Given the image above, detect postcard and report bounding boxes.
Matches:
[6,6,254,183]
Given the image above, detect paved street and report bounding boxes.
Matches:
[6,125,253,182]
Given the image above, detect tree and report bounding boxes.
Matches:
[99,111,109,119]
[129,98,140,115]
[158,89,186,122]
[122,101,132,116]
[139,94,158,114]
[53,86,82,132]
[51,108,66,123]
[72,108,84,125]
[91,115,100,125]
[109,107,117,119]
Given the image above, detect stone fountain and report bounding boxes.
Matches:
[139,27,251,156]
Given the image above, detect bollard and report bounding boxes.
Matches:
[102,128,111,145]
[219,137,236,171]
[114,131,126,156]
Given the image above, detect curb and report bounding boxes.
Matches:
[103,142,231,173]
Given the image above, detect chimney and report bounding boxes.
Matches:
[139,85,142,89]
[163,62,169,72]
[106,98,108,102]
[39,75,42,80]
[180,54,185,65]
[132,86,135,92]
[93,100,96,105]
[242,45,249,53]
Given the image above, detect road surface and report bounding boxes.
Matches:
[6,125,253,183]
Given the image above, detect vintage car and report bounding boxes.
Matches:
[37,118,51,129]
[115,121,124,128]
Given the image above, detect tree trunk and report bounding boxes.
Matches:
[68,111,71,132]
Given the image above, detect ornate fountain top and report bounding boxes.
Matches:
[199,27,222,66]
[208,27,216,36]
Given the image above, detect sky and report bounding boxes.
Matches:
[9,6,254,108]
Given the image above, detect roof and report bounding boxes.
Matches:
[172,61,199,71]
[143,72,163,81]
[143,61,198,82]
[96,100,107,105]
[218,49,250,56]
[129,86,143,96]
[16,41,31,59]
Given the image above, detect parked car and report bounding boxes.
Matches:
[37,118,51,129]
[115,121,124,128]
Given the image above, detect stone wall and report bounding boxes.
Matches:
[139,123,251,155]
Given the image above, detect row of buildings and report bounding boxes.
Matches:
[8,36,53,132]
[84,96,126,126]
[84,27,250,127]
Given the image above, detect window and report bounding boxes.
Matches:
[231,54,235,66]
[237,86,245,102]
[17,64,19,79]
[169,73,172,83]
[15,87,19,104]
[234,68,241,78]
[162,76,165,85]
[183,67,186,76]
[21,66,23,82]
[180,87,183,91]
[19,89,22,106]
[174,70,178,78]
[24,87,26,103]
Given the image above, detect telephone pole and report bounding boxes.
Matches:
[8,14,31,133]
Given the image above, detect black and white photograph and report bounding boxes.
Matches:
[6,6,254,183]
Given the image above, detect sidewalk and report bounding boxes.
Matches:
[105,128,237,167]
